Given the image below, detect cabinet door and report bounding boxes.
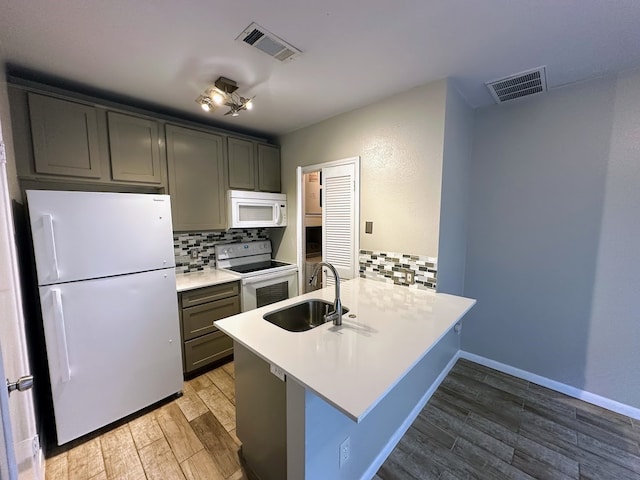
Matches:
[28,93,102,179]
[257,144,281,192]
[166,125,227,231]
[228,137,256,190]
[107,112,162,184]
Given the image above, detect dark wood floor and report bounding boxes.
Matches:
[376,358,640,480]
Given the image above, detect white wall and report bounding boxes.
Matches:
[276,80,448,262]
[436,82,473,295]
[463,69,640,408]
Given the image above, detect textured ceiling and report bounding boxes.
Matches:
[2,0,640,136]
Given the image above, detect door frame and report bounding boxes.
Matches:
[0,109,42,478]
[0,339,18,480]
[296,156,360,294]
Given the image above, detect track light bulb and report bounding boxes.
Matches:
[196,78,255,117]
[212,92,224,105]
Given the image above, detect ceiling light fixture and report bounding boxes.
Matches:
[195,77,255,117]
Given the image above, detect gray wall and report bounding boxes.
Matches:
[462,69,640,408]
[276,79,448,262]
[288,327,459,480]
[436,83,474,295]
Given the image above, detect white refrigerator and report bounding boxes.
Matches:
[26,190,183,445]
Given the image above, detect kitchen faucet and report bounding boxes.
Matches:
[309,262,343,326]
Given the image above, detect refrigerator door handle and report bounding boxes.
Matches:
[43,214,60,281]
[52,289,71,383]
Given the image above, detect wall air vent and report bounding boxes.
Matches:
[486,66,547,104]
[236,22,302,62]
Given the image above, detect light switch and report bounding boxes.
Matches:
[365,221,373,234]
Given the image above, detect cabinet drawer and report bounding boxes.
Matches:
[182,296,240,341]
[184,331,233,373]
[181,282,239,308]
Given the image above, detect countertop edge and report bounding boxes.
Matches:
[214,278,477,422]
[175,269,241,292]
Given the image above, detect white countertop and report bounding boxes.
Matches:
[175,269,241,292]
[215,277,476,422]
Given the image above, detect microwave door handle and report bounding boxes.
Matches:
[275,203,282,225]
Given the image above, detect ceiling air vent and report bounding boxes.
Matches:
[486,66,547,104]
[236,22,302,62]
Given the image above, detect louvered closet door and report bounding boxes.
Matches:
[322,163,356,286]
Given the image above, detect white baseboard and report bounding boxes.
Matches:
[361,351,462,480]
[459,351,640,421]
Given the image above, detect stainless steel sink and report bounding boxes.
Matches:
[263,299,349,332]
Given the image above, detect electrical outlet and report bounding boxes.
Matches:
[339,436,350,467]
[190,248,199,260]
[405,269,415,284]
[270,364,286,381]
[365,221,373,234]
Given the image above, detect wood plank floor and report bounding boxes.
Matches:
[44,361,251,480]
[376,358,640,480]
[46,358,640,479]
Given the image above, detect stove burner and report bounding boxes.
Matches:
[227,260,292,274]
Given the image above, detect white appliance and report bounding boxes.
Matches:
[26,190,183,445]
[228,190,287,228]
[215,240,298,311]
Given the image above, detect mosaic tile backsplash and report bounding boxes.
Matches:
[359,250,438,290]
[174,229,269,273]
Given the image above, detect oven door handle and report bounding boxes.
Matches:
[242,269,297,285]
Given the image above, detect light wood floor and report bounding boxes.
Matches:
[44,361,249,480]
[376,358,640,480]
[46,358,640,480]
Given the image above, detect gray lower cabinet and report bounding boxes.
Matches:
[166,124,227,231]
[27,92,103,179]
[228,137,281,192]
[107,111,163,184]
[235,342,286,480]
[179,281,240,373]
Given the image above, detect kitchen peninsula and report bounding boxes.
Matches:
[215,277,476,480]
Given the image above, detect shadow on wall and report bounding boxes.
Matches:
[462,74,621,402]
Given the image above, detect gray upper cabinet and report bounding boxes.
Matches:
[227,138,281,192]
[257,144,281,192]
[228,137,256,190]
[28,92,103,179]
[166,124,227,231]
[107,112,163,184]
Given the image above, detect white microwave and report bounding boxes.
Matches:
[228,190,287,228]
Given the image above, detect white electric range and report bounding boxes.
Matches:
[215,240,298,312]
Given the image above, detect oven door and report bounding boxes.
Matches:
[241,269,298,312]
